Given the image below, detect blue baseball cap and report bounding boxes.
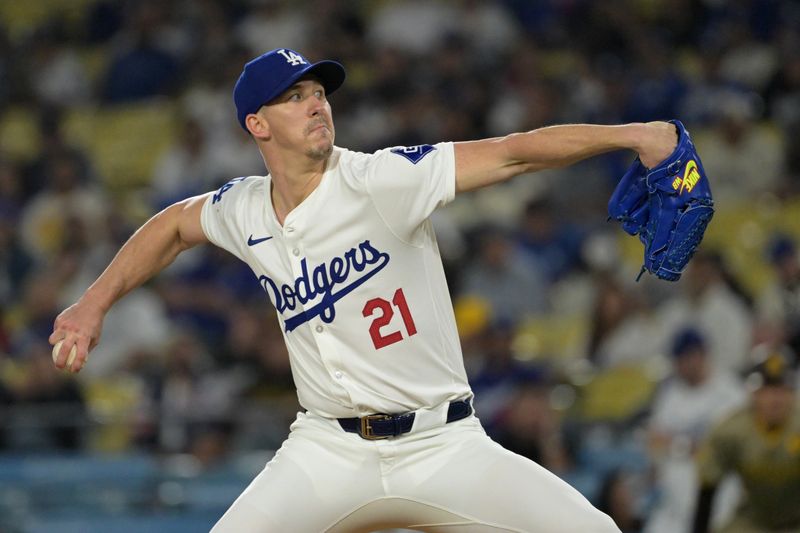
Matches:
[233,48,346,132]
[671,327,706,358]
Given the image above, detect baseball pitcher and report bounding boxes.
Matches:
[50,48,691,532]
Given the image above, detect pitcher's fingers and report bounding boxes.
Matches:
[49,328,66,346]
[69,337,91,373]
[53,339,72,369]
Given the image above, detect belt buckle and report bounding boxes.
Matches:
[360,414,393,440]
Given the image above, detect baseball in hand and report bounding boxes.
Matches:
[52,340,78,369]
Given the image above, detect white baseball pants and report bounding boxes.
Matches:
[212,410,620,532]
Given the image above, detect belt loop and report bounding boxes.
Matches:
[409,399,452,434]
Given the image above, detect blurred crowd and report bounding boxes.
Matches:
[1,0,800,531]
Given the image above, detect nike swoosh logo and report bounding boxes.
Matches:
[247,235,273,246]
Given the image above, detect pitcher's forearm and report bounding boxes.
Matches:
[505,123,645,171]
[455,122,676,192]
[81,202,195,313]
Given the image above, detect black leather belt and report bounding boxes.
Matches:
[338,399,472,440]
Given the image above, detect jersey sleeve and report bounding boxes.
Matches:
[200,176,253,262]
[364,142,456,243]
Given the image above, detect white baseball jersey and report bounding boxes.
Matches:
[201,142,472,418]
[205,142,621,533]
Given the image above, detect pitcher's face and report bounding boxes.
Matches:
[260,77,334,160]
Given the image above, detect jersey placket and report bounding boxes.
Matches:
[282,207,355,410]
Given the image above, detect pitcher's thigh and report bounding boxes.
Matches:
[394,424,620,533]
[212,422,384,532]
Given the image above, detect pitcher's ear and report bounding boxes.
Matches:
[246,112,270,140]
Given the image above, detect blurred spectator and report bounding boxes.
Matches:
[623,38,687,123]
[784,125,800,196]
[150,116,219,208]
[179,44,265,181]
[457,0,521,55]
[695,92,785,203]
[645,328,745,533]
[19,150,108,262]
[693,348,800,533]
[187,421,236,471]
[102,2,181,102]
[756,234,800,357]
[649,328,746,455]
[586,273,661,369]
[488,68,564,135]
[28,24,91,107]
[717,21,779,93]
[235,0,311,56]
[225,305,294,401]
[84,1,124,44]
[368,0,458,55]
[0,160,23,213]
[10,272,63,353]
[23,108,95,201]
[0,24,14,107]
[516,196,585,283]
[144,333,247,454]
[655,251,753,376]
[766,51,800,131]
[461,225,548,322]
[156,245,256,347]
[0,206,33,309]
[491,383,573,476]
[596,470,645,533]
[468,320,545,432]
[180,42,249,142]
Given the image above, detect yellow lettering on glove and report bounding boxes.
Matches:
[678,160,701,194]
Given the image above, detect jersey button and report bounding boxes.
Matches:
[334,371,343,379]
[315,325,323,333]
[292,248,300,256]
[286,227,295,233]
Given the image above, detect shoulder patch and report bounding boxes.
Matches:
[212,177,246,204]
[390,144,436,164]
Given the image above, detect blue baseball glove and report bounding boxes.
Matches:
[608,120,715,281]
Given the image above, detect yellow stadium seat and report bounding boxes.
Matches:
[83,377,143,452]
[65,101,177,190]
[514,314,589,362]
[0,106,39,160]
[576,364,657,422]
[0,0,102,41]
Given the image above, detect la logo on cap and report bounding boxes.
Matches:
[277,49,307,66]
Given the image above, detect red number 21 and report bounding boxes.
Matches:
[362,288,418,350]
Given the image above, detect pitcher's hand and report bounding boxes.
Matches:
[638,121,679,169]
[49,299,105,372]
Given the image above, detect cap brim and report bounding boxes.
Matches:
[266,60,346,105]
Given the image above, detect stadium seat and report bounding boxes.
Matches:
[0,107,39,160]
[515,314,589,361]
[82,378,143,452]
[65,101,177,191]
[0,0,102,40]
[576,364,657,423]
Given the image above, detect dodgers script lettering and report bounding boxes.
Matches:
[259,240,390,332]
